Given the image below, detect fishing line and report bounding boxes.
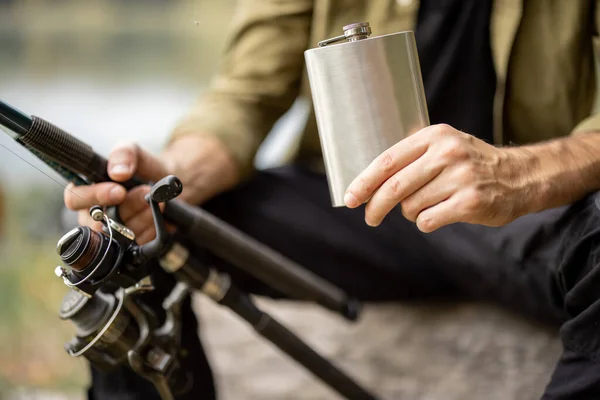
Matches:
[0,141,85,201]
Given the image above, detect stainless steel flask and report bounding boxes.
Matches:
[305,22,430,207]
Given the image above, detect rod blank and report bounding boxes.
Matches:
[0,100,32,136]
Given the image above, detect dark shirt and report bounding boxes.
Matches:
[415,0,497,143]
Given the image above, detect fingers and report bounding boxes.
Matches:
[363,153,443,226]
[107,142,136,181]
[415,194,466,233]
[69,182,162,246]
[398,173,455,223]
[118,186,151,221]
[118,185,167,246]
[118,186,154,245]
[65,140,167,247]
[108,141,168,183]
[77,210,104,232]
[65,141,162,212]
[79,201,156,245]
[123,205,168,246]
[344,130,430,208]
[125,208,153,235]
[64,182,126,211]
[136,228,157,246]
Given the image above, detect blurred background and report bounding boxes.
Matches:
[0,1,237,398]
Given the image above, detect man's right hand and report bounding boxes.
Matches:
[63,135,240,244]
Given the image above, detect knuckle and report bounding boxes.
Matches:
[141,208,154,225]
[430,123,452,138]
[460,130,475,143]
[463,189,483,212]
[137,208,153,223]
[144,210,154,225]
[439,137,468,160]
[138,229,156,245]
[401,202,417,222]
[357,176,373,195]
[387,175,405,197]
[457,162,477,181]
[127,187,150,206]
[364,202,383,226]
[437,123,453,134]
[377,151,395,173]
[114,140,138,152]
[130,142,141,158]
[400,194,421,221]
[118,202,132,218]
[111,141,139,162]
[96,188,112,205]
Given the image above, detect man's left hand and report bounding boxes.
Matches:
[344,124,537,232]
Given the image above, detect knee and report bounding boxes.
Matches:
[558,238,600,359]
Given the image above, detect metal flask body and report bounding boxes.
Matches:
[305,22,430,207]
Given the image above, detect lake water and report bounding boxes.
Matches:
[0,76,200,190]
[0,0,249,191]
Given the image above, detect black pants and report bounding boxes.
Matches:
[88,166,600,400]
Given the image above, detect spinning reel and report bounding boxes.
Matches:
[55,175,182,297]
[55,176,192,399]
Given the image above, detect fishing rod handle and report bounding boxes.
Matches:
[21,116,143,189]
[165,200,361,321]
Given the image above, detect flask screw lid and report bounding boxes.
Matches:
[318,22,372,47]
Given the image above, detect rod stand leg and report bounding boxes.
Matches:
[198,268,379,400]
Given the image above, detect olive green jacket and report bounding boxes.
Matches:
[170,0,600,178]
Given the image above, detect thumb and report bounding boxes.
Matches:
[107,141,168,183]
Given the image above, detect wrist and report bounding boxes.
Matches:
[502,146,548,215]
[161,134,223,175]
[504,139,592,214]
[159,134,240,204]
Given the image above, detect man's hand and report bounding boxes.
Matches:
[344,124,537,232]
[64,135,240,244]
[64,141,172,244]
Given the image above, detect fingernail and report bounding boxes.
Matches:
[111,164,130,176]
[109,186,125,202]
[344,192,358,208]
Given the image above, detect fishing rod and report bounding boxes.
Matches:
[0,99,378,400]
[0,99,359,313]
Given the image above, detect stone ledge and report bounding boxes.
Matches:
[194,296,561,400]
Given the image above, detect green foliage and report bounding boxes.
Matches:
[0,191,87,398]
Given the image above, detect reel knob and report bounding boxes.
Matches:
[148,175,183,203]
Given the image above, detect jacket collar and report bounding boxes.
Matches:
[490,0,523,81]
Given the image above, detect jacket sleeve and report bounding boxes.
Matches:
[168,0,314,178]
[571,2,600,135]
[572,113,600,134]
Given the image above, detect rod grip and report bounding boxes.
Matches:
[21,116,142,189]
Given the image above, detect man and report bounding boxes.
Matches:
[65,1,600,399]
